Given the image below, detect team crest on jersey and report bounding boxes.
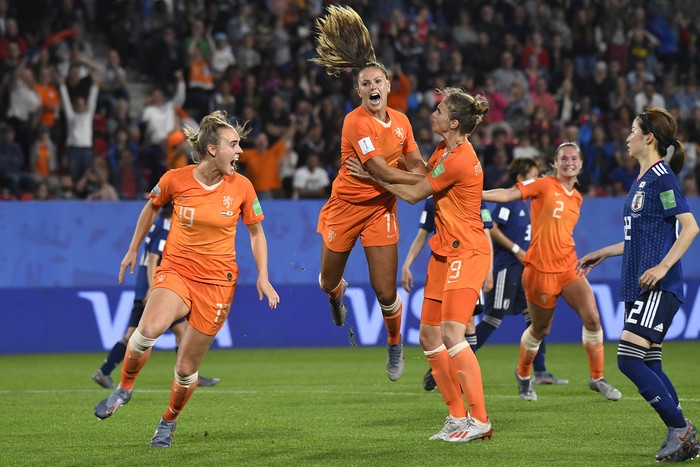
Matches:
[394,127,405,139]
[222,195,233,209]
[474,161,482,176]
[539,294,549,304]
[631,191,645,212]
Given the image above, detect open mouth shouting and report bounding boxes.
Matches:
[369,92,381,105]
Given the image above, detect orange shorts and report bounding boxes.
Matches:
[421,251,489,325]
[522,265,582,309]
[152,266,236,336]
[317,194,398,252]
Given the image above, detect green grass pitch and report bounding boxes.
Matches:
[2,342,699,466]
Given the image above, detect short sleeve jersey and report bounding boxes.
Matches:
[134,214,171,300]
[517,176,582,272]
[427,140,490,256]
[491,198,531,271]
[331,106,418,203]
[621,161,690,302]
[150,165,264,285]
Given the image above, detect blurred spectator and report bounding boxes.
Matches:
[185,39,214,120]
[58,173,76,199]
[140,71,185,187]
[6,62,40,159]
[31,179,52,201]
[0,18,28,60]
[530,76,558,119]
[513,131,541,160]
[98,49,128,112]
[482,126,514,167]
[0,125,32,198]
[609,153,640,196]
[210,32,235,81]
[34,67,61,140]
[60,68,99,182]
[238,116,296,199]
[580,61,614,114]
[634,80,665,114]
[484,148,511,190]
[112,146,144,200]
[29,126,57,182]
[492,50,528,96]
[682,172,698,196]
[75,157,119,200]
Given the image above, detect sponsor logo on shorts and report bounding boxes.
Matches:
[653,323,664,332]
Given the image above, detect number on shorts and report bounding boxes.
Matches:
[213,302,231,324]
[447,260,462,283]
[383,212,397,234]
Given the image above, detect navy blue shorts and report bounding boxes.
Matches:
[624,290,681,344]
[484,264,527,318]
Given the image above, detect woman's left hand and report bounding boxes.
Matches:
[346,157,373,180]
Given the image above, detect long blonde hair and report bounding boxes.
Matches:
[183,110,250,163]
[310,5,387,77]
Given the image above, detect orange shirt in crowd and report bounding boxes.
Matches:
[35,83,60,127]
[332,106,418,204]
[188,58,214,90]
[426,140,490,257]
[239,138,288,193]
[33,140,51,176]
[517,175,583,272]
[150,165,264,285]
[386,72,410,113]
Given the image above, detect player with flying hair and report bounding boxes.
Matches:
[311,5,427,381]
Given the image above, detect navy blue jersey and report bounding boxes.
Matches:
[419,196,492,232]
[491,199,531,271]
[621,161,690,302]
[134,214,172,300]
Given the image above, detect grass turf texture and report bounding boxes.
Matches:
[2,342,699,466]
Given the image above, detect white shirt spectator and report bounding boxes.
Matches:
[60,82,98,148]
[141,80,186,145]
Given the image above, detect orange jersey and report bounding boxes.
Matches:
[239,138,287,192]
[517,176,583,272]
[332,106,418,203]
[35,84,60,127]
[427,140,490,256]
[150,165,264,285]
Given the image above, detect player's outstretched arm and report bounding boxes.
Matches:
[247,222,280,309]
[575,242,625,276]
[482,186,522,203]
[119,199,160,284]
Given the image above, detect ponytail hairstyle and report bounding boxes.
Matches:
[310,5,387,78]
[183,110,251,163]
[638,107,685,174]
[436,88,489,135]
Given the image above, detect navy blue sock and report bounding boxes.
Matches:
[100,338,127,376]
[533,339,546,373]
[466,332,477,352]
[475,315,501,352]
[645,347,680,408]
[618,340,685,428]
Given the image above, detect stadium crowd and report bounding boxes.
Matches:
[1,0,699,201]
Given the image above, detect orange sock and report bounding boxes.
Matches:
[426,348,466,419]
[120,346,152,390]
[383,304,402,345]
[584,342,605,380]
[163,378,198,422]
[450,343,487,423]
[518,343,538,379]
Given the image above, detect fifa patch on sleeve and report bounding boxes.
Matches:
[431,162,445,178]
[151,185,161,197]
[480,209,492,223]
[660,190,677,210]
[358,137,375,155]
[252,198,263,216]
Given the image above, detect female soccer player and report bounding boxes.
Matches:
[349,88,493,442]
[577,107,699,462]
[483,143,622,402]
[93,110,279,448]
[312,5,426,381]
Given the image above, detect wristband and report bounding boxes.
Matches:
[511,244,521,254]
